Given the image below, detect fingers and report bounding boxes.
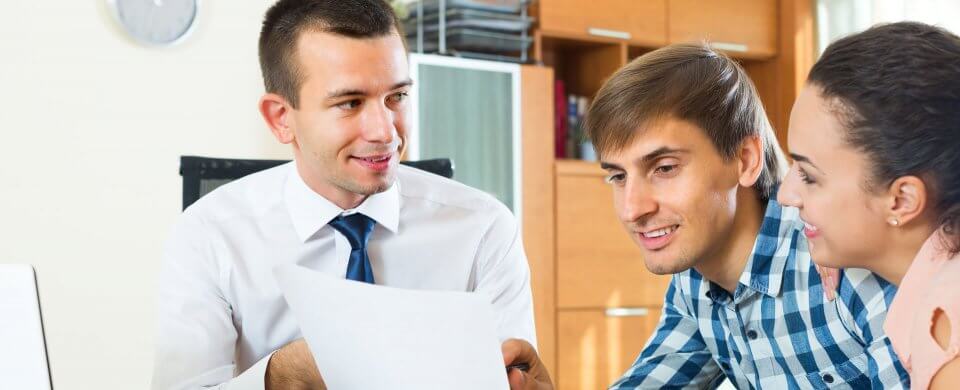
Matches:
[502,339,554,390]
[816,265,839,301]
[824,274,836,301]
[507,368,527,390]
[502,338,534,366]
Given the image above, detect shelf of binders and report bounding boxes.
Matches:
[405,0,534,63]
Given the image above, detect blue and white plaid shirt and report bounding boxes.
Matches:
[610,198,910,389]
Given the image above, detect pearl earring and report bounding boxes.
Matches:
[888,218,900,226]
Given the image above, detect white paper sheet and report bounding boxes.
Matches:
[273,264,509,390]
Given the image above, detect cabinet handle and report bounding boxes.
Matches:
[710,42,749,53]
[605,307,649,317]
[588,28,632,40]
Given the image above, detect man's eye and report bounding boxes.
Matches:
[390,92,409,103]
[654,164,679,176]
[604,173,626,184]
[337,100,362,110]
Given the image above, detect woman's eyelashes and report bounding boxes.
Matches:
[798,166,816,185]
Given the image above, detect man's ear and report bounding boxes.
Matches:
[259,93,296,144]
[885,176,928,227]
[737,135,764,188]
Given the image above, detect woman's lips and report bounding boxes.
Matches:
[803,221,820,239]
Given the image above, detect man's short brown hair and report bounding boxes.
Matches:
[258,0,405,109]
[585,43,787,200]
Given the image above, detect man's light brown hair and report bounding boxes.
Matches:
[585,43,787,200]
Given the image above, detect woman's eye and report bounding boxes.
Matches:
[799,167,816,184]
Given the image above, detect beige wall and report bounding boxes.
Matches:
[0,1,289,388]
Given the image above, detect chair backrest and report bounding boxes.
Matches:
[0,265,53,390]
[179,156,454,210]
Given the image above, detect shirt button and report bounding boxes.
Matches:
[746,330,759,340]
[823,373,835,383]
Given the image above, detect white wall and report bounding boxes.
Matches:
[0,1,289,388]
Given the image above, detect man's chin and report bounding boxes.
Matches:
[350,176,396,196]
[643,253,696,275]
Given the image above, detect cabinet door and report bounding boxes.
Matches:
[555,161,672,309]
[556,308,662,390]
[539,0,667,46]
[668,0,777,58]
[410,54,521,213]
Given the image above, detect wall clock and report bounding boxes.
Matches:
[108,0,199,46]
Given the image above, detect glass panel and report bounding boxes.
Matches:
[816,0,960,54]
[416,63,515,211]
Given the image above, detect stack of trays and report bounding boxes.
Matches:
[406,0,533,63]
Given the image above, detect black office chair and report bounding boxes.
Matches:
[179,156,454,210]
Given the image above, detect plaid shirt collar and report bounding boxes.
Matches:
[705,194,804,305]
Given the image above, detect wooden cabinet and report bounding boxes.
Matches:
[537,0,667,47]
[555,161,672,309]
[668,0,778,58]
[557,309,662,390]
[553,160,671,389]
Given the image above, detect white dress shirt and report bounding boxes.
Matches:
[152,162,537,390]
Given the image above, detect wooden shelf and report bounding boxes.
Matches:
[534,0,668,49]
[538,29,663,50]
[536,32,626,98]
[556,159,605,176]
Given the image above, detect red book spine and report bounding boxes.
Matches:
[554,79,568,158]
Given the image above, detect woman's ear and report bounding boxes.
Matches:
[737,135,764,188]
[885,176,927,226]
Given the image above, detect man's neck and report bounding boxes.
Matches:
[695,188,766,294]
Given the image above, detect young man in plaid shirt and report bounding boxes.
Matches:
[502,43,910,389]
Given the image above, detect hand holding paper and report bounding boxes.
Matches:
[273,264,511,389]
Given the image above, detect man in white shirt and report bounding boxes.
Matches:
[151,1,537,389]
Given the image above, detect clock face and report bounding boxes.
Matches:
[110,0,198,46]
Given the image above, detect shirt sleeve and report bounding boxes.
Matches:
[151,212,269,390]
[609,276,723,389]
[471,204,538,347]
[837,269,911,389]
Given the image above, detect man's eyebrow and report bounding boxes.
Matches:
[390,79,413,90]
[640,147,688,164]
[326,88,366,100]
[600,162,623,170]
[326,79,413,100]
[599,147,688,170]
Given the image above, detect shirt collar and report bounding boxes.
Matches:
[283,162,400,242]
[732,193,804,300]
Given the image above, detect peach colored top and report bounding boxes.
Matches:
[885,229,960,389]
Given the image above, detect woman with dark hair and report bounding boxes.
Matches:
[778,21,960,389]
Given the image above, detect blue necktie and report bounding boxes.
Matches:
[328,213,376,283]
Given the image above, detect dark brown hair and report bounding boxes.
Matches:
[585,43,787,200]
[258,0,404,108]
[809,21,960,253]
